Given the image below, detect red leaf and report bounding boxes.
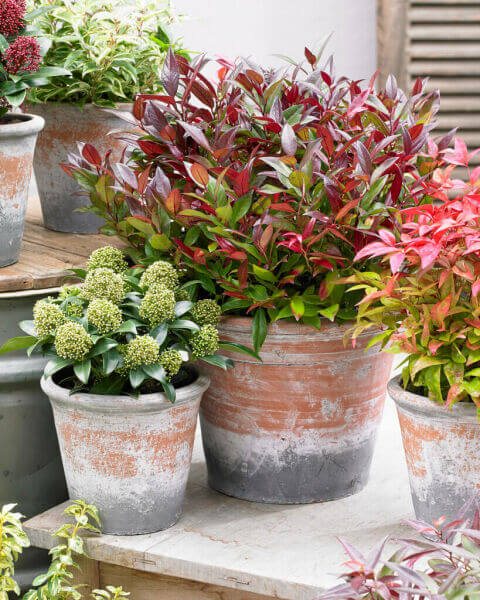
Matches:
[304,47,316,67]
[81,143,101,166]
[165,188,181,214]
[191,163,209,186]
[233,169,250,197]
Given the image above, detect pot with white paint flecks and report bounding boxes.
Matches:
[389,376,480,524]
[0,113,44,267]
[41,367,210,535]
[199,317,394,504]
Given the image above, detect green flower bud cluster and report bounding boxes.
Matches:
[33,300,65,338]
[86,246,128,274]
[159,349,183,381]
[83,268,124,304]
[175,288,190,302]
[123,335,159,369]
[190,324,219,359]
[140,261,179,291]
[191,299,221,325]
[87,299,122,334]
[58,285,83,300]
[54,322,93,361]
[139,286,175,326]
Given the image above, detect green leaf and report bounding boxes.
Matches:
[74,360,91,385]
[102,349,121,375]
[200,354,234,370]
[410,355,447,379]
[230,195,251,224]
[290,297,305,321]
[151,323,168,345]
[174,301,194,317]
[218,342,262,361]
[162,380,176,403]
[129,368,146,389]
[142,363,167,382]
[117,320,137,334]
[126,217,155,236]
[150,233,172,251]
[170,319,200,332]
[0,336,37,355]
[318,304,339,322]
[0,34,8,53]
[88,338,118,358]
[252,308,268,353]
[34,66,71,77]
[252,264,277,283]
[44,357,72,378]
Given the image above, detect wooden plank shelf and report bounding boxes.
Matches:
[25,399,415,600]
[0,198,123,294]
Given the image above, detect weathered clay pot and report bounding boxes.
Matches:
[0,113,44,267]
[29,103,132,234]
[389,375,480,524]
[42,368,210,535]
[0,288,67,589]
[200,317,393,504]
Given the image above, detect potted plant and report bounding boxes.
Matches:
[0,0,67,267]
[62,49,451,504]
[1,246,235,535]
[26,0,186,234]
[350,141,480,523]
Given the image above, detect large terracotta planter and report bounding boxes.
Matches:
[389,376,480,524]
[0,113,44,267]
[42,368,210,535]
[29,103,132,234]
[199,317,393,504]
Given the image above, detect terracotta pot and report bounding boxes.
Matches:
[199,317,393,504]
[29,102,132,234]
[0,113,44,267]
[41,368,210,535]
[389,375,480,524]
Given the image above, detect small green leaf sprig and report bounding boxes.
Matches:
[0,504,30,600]
[0,246,252,402]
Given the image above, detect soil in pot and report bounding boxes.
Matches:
[43,366,210,535]
[199,317,394,504]
[0,113,44,267]
[29,103,132,234]
[389,375,480,524]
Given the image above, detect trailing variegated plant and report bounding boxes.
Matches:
[348,140,480,408]
[0,246,254,401]
[62,46,452,350]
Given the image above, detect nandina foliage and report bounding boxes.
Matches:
[63,47,452,350]
[350,142,480,407]
[320,503,480,600]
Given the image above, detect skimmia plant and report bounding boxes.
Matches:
[26,0,185,107]
[0,0,67,118]
[0,501,129,600]
[349,140,480,408]
[63,46,452,350]
[0,246,250,401]
[319,503,480,600]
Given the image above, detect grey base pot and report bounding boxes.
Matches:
[0,114,44,267]
[42,369,210,535]
[28,103,132,234]
[389,376,480,524]
[0,289,68,587]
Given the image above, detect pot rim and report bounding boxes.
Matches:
[217,314,372,337]
[388,374,478,421]
[0,113,45,139]
[41,367,210,414]
[26,101,133,110]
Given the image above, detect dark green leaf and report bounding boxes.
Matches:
[252,308,268,353]
[218,342,262,361]
[44,357,72,378]
[174,301,194,317]
[162,380,176,403]
[151,323,168,345]
[170,319,200,332]
[88,338,118,358]
[74,360,91,385]
[130,368,146,389]
[0,336,37,355]
[142,363,167,382]
[201,354,234,370]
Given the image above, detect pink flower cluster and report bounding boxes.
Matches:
[2,36,41,75]
[0,0,26,37]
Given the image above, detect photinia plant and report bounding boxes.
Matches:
[319,502,480,600]
[349,142,480,408]
[62,46,453,350]
[0,246,255,402]
[0,0,68,119]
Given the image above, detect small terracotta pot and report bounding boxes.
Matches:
[42,368,210,535]
[29,102,132,234]
[389,375,480,524]
[0,113,44,268]
[199,317,393,504]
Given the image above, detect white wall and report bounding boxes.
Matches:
[172,0,377,81]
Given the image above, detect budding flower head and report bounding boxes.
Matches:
[190,324,219,359]
[159,349,183,381]
[0,0,26,37]
[191,299,221,326]
[87,298,122,334]
[123,335,159,369]
[175,288,190,302]
[58,285,83,300]
[58,285,84,318]
[33,300,65,338]
[140,261,179,291]
[87,246,128,274]
[83,268,124,304]
[3,36,41,75]
[139,286,175,326]
[54,322,93,361]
